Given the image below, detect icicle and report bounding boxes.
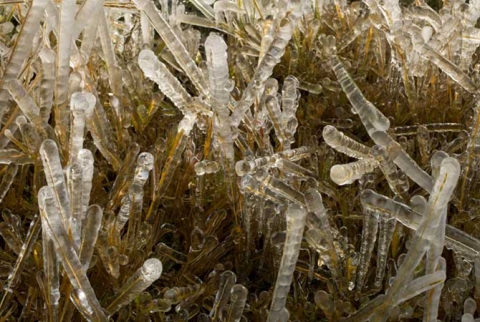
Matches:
[107,143,140,210]
[414,39,477,93]
[0,149,33,165]
[195,160,221,175]
[16,116,41,153]
[79,205,103,269]
[78,149,94,218]
[54,0,76,145]
[69,93,95,164]
[117,152,154,245]
[267,204,307,322]
[423,257,446,322]
[80,8,100,57]
[117,176,149,240]
[84,97,121,170]
[40,201,60,321]
[210,270,237,321]
[323,125,371,159]
[98,10,123,98]
[281,75,300,144]
[38,48,56,122]
[189,0,215,20]
[374,215,396,289]
[105,258,163,317]
[7,79,53,139]
[275,158,317,178]
[227,285,248,322]
[259,15,275,64]
[138,49,192,114]
[395,270,446,305]
[304,189,340,278]
[205,33,234,164]
[235,146,317,176]
[146,114,196,220]
[214,1,246,25]
[330,53,390,133]
[356,209,379,295]
[40,139,74,242]
[464,297,477,316]
[337,14,370,52]
[205,33,230,110]
[255,170,306,206]
[67,162,83,247]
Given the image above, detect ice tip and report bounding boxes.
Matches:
[37,185,54,202]
[330,164,348,185]
[286,203,306,215]
[322,125,336,137]
[40,138,58,153]
[142,258,163,282]
[138,49,158,75]
[137,152,155,170]
[205,32,227,49]
[439,157,461,176]
[71,92,96,111]
[138,49,155,62]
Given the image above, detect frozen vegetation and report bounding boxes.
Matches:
[1,0,480,321]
